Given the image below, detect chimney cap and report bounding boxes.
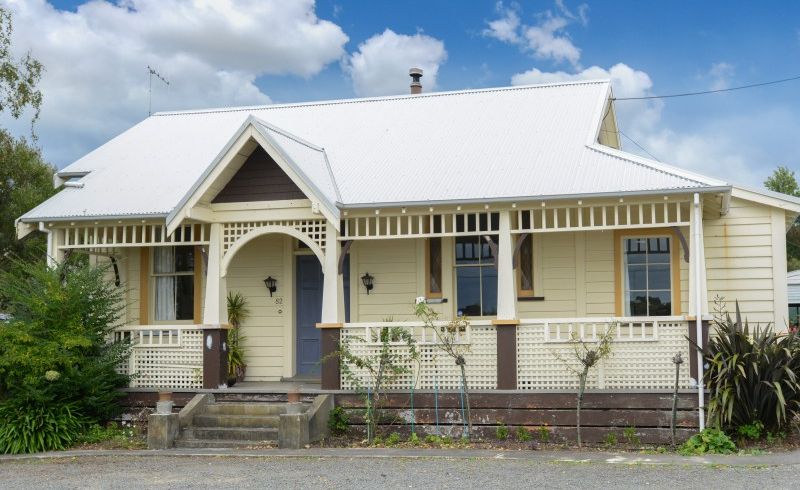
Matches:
[409,68,423,94]
[409,67,423,77]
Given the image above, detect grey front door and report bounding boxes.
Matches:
[295,254,349,376]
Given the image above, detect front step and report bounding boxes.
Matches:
[174,438,277,449]
[182,426,278,441]
[193,414,279,428]
[203,402,294,416]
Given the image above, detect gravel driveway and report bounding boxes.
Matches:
[0,454,797,489]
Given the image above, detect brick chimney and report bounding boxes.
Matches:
[409,68,423,94]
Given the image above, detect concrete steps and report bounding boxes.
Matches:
[175,402,296,449]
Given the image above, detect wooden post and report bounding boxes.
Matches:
[203,223,228,325]
[318,324,342,390]
[496,211,517,321]
[202,326,229,389]
[495,323,517,389]
[320,221,343,324]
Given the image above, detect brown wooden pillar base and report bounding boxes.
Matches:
[492,319,519,390]
[317,323,342,390]
[688,319,710,382]
[203,326,230,389]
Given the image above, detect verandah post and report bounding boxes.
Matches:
[202,222,229,389]
[317,220,343,390]
[493,210,519,389]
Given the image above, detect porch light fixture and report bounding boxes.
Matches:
[263,276,277,297]
[361,272,374,294]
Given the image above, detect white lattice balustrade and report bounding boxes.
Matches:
[113,326,204,389]
[517,317,693,390]
[340,321,497,390]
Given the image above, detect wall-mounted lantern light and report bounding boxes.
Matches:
[361,272,374,294]
[263,276,277,297]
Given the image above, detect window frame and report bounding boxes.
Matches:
[614,228,682,317]
[149,245,202,325]
[453,234,499,318]
[425,237,443,299]
[515,234,536,298]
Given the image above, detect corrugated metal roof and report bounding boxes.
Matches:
[21,80,727,222]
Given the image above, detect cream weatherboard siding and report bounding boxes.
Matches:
[225,234,288,381]
[351,238,420,322]
[703,197,781,326]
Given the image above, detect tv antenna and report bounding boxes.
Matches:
[147,65,170,116]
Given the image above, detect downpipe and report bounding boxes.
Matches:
[693,193,705,430]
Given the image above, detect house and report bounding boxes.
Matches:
[15,75,800,411]
[790,270,800,330]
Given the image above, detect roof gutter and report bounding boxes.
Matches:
[17,213,169,224]
[338,186,733,210]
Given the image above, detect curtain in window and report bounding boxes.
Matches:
[154,248,176,321]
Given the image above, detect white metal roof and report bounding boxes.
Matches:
[21,79,731,222]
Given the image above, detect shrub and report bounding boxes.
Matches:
[0,396,85,454]
[328,406,349,436]
[736,421,764,441]
[408,432,420,445]
[700,302,800,432]
[603,432,618,447]
[0,257,130,453]
[425,434,442,445]
[678,428,736,455]
[516,426,532,442]
[495,423,509,440]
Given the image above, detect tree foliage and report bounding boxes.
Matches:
[0,6,44,129]
[0,129,55,266]
[764,166,800,271]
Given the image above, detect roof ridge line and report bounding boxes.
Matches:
[252,117,324,152]
[152,79,611,118]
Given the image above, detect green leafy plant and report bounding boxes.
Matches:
[327,406,349,437]
[440,435,453,445]
[698,301,800,432]
[516,426,532,442]
[495,423,509,440]
[76,421,146,449]
[623,426,640,446]
[603,432,618,448]
[537,425,551,443]
[385,432,401,446]
[0,397,85,454]
[736,421,764,441]
[226,292,249,383]
[424,434,439,444]
[408,432,420,445]
[678,428,736,455]
[766,431,785,445]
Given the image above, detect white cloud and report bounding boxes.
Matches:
[483,1,585,67]
[510,62,772,185]
[482,2,521,43]
[707,62,735,90]
[344,29,447,97]
[4,0,348,167]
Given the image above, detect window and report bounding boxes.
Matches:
[622,237,672,316]
[517,234,534,297]
[153,246,195,321]
[790,304,800,330]
[426,237,443,298]
[455,235,498,317]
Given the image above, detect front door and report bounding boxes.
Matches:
[295,254,349,376]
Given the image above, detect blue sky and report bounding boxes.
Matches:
[7,0,800,188]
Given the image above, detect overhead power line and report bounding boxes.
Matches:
[613,74,800,101]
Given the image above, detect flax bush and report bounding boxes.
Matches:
[700,302,800,433]
[0,255,130,453]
